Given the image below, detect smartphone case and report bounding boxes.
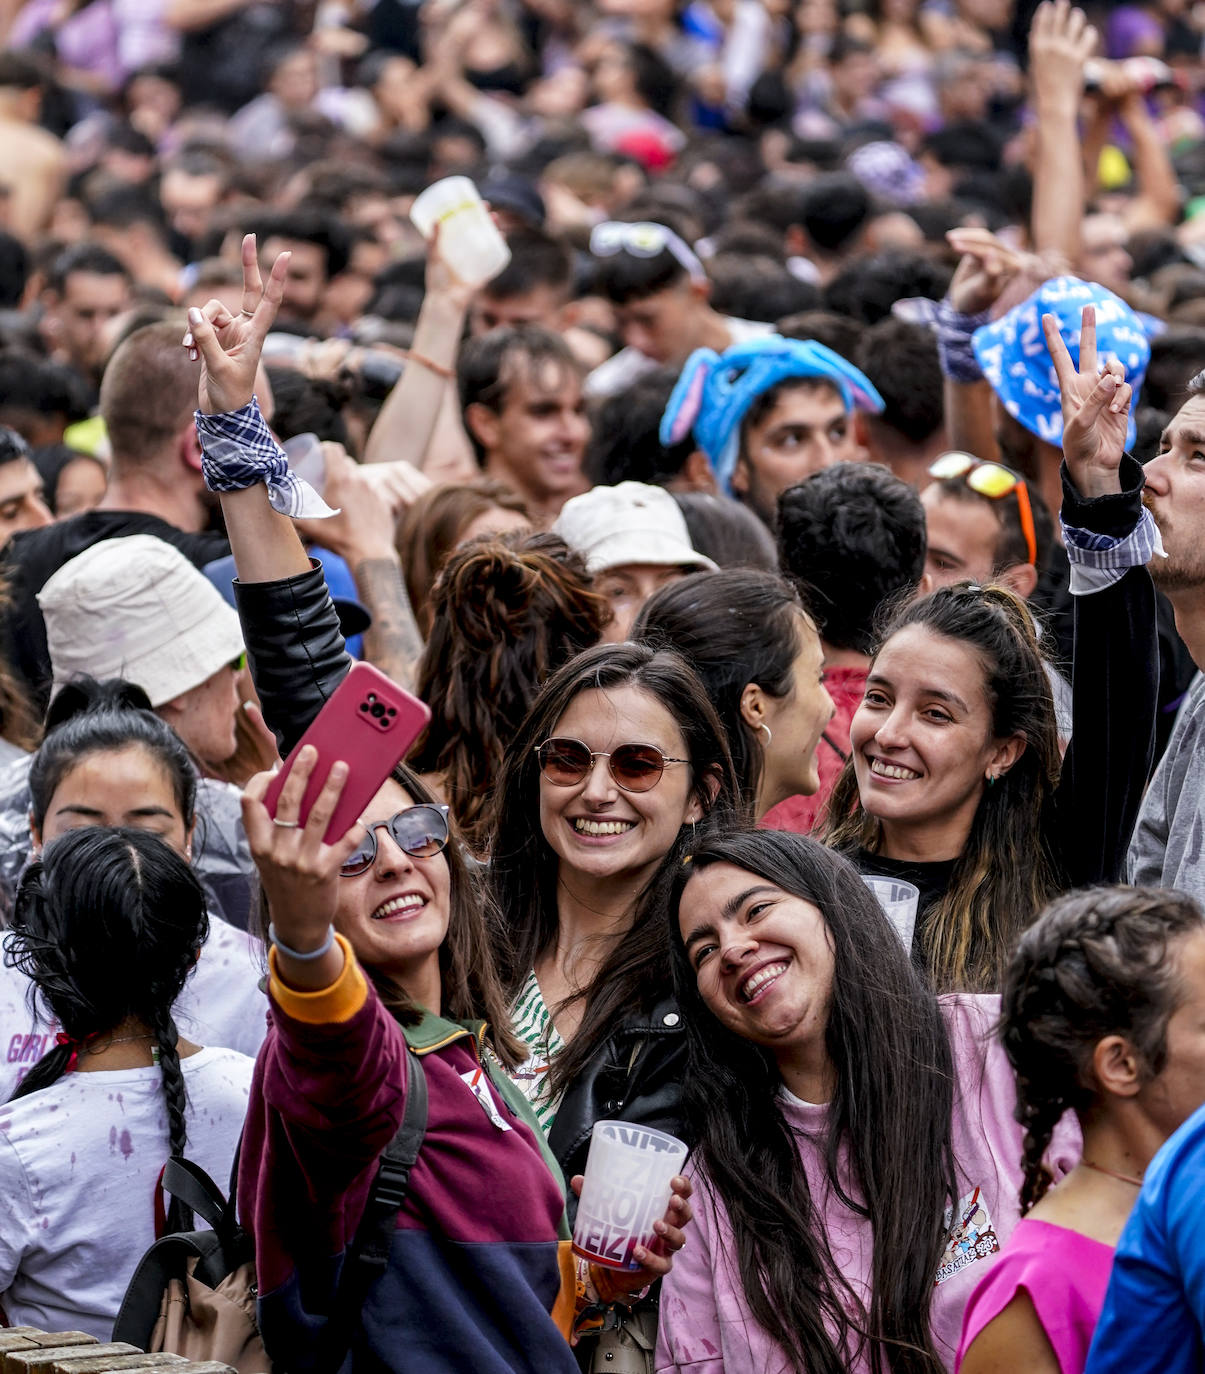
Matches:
[264,662,431,844]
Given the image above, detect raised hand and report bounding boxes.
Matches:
[946,228,1025,315]
[242,746,366,951]
[1029,0,1097,115]
[184,233,290,415]
[1043,305,1131,498]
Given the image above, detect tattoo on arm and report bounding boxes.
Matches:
[353,557,424,692]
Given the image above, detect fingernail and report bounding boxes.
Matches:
[183,331,193,347]
[187,307,202,327]
[654,1220,666,1234]
[189,349,198,362]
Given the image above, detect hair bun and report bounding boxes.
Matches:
[45,676,155,731]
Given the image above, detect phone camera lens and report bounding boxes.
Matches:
[359,702,369,712]
[371,702,386,718]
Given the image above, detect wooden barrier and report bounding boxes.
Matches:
[0,1332,234,1374]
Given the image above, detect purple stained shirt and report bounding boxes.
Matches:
[956,1218,1116,1374]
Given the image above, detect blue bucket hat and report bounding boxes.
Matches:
[659,335,883,496]
[971,276,1150,450]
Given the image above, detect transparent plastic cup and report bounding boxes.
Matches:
[572,1120,688,1271]
[862,875,920,950]
[410,176,511,288]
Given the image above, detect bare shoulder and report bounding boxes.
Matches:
[959,1291,1062,1374]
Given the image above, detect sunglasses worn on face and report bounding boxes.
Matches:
[928,451,1038,568]
[535,737,688,793]
[340,804,450,877]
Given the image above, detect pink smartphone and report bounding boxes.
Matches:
[264,663,431,844]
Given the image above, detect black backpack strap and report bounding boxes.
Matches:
[317,1047,428,1370]
[162,1157,239,1244]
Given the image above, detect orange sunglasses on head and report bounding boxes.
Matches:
[928,452,1038,568]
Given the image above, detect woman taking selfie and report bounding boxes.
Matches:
[658,827,1079,1374]
[633,568,834,821]
[957,886,1205,1374]
[0,827,253,1339]
[824,311,1158,990]
[186,237,691,1374]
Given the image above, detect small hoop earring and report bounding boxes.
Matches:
[758,723,773,747]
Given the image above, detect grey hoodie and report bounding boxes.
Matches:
[1128,671,1205,902]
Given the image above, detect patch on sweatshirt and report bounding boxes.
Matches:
[934,1187,1000,1285]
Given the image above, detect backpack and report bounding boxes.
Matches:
[114,1048,429,1374]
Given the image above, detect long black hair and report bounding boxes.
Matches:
[633,569,807,811]
[488,641,741,1097]
[667,829,958,1374]
[1001,885,1205,1214]
[6,828,210,1163]
[30,677,196,833]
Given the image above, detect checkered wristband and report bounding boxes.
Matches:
[1062,506,1166,596]
[893,296,990,384]
[196,397,336,519]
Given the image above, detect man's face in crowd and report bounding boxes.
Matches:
[732,380,859,524]
[597,563,690,644]
[472,354,590,508]
[44,270,131,378]
[1081,214,1133,297]
[263,236,327,321]
[1144,394,1205,594]
[0,458,52,548]
[471,284,566,336]
[921,485,1004,589]
[160,169,223,247]
[615,280,704,366]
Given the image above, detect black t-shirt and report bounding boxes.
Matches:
[852,846,958,966]
[1,510,230,711]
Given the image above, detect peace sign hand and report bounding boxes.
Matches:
[1043,305,1131,499]
[184,233,290,415]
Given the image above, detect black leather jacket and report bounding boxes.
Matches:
[549,995,685,1220]
[233,564,687,1205]
[233,562,352,757]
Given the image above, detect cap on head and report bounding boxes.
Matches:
[553,481,718,576]
[972,276,1151,450]
[39,535,245,708]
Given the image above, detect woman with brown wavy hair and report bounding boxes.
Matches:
[408,531,608,854]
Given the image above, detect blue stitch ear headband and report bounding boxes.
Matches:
[659,336,884,496]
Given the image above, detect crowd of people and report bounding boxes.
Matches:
[0,0,1204,1370]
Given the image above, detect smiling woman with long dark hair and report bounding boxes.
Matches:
[658,828,1079,1374]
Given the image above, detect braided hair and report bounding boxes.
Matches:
[1001,885,1204,1213]
[6,827,209,1162]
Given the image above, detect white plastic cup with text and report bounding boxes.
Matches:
[572,1120,688,1271]
[862,875,920,950]
[410,176,511,287]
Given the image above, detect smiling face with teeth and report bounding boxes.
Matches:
[850,624,1027,861]
[539,684,705,894]
[333,777,451,998]
[679,861,836,1099]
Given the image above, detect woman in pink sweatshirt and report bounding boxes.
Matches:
[656,828,1080,1374]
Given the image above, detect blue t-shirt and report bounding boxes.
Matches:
[1084,1101,1205,1373]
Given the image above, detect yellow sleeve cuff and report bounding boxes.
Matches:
[268,933,368,1025]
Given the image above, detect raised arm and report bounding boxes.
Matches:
[362,225,476,471]
[1044,306,1158,883]
[186,234,312,584]
[1029,0,1097,267]
[186,234,351,753]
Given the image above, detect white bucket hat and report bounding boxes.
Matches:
[38,534,246,708]
[553,482,718,576]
